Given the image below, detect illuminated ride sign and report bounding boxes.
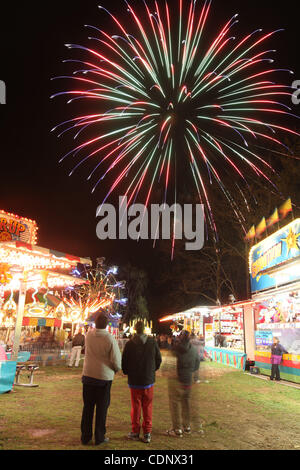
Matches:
[249,219,300,293]
[0,210,38,245]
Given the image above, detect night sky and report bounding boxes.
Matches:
[0,1,299,317]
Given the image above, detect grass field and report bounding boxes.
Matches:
[258,367,300,384]
[0,358,300,451]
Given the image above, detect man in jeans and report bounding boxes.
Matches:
[68,328,85,368]
[122,321,162,443]
[81,312,121,445]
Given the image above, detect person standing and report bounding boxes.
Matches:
[215,331,226,348]
[190,334,205,383]
[81,313,121,446]
[166,330,202,437]
[122,321,162,444]
[68,328,85,368]
[270,336,288,381]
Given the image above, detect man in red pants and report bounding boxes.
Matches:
[122,321,162,443]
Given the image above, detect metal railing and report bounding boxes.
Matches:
[19,341,72,365]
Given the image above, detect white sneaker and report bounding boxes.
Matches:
[165,429,183,438]
[196,424,205,435]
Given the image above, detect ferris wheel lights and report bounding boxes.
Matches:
[107,266,118,275]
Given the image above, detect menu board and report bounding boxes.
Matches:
[255,325,300,354]
[255,330,273,348]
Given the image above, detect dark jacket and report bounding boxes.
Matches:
[122,334,162,387]
[215,333,226,348]
[174,341,200,385]
[72,333,85,348]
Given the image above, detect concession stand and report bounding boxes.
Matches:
[0,210,92,393]
[160,301,254,370]
[160,304,248,370]
[159,219,300,380]
[204,301,252,371]
[159,306,213,337]
[249,218,300,383]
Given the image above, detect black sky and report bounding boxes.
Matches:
[0,1,299,306]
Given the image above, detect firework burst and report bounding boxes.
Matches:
[52,0,299,243]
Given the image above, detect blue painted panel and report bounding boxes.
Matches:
[0,361,17,394]
[250,219,300,293]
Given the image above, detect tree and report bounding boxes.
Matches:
[121,263,149,323]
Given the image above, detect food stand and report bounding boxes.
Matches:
[160,303,248,370]
[204,301,250,370]
[0,241,91,323]
[159,306,213,337]
[0,223,92,393]
[249,218,300,383]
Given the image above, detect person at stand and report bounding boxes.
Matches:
[81,312,121,445]
[190,334,205,383]
[122,320,162,444]
[68,328,85,368]
[215,331,227,348]
[270,336,288,381]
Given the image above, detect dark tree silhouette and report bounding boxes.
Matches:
[121,263,149,323]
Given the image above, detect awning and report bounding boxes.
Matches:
[0,241,92,270]
[159,300,255,322]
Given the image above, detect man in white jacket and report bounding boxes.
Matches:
[81,312,121,446]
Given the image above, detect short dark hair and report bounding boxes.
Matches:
[135,321,145,335]
[95,313,108,329]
